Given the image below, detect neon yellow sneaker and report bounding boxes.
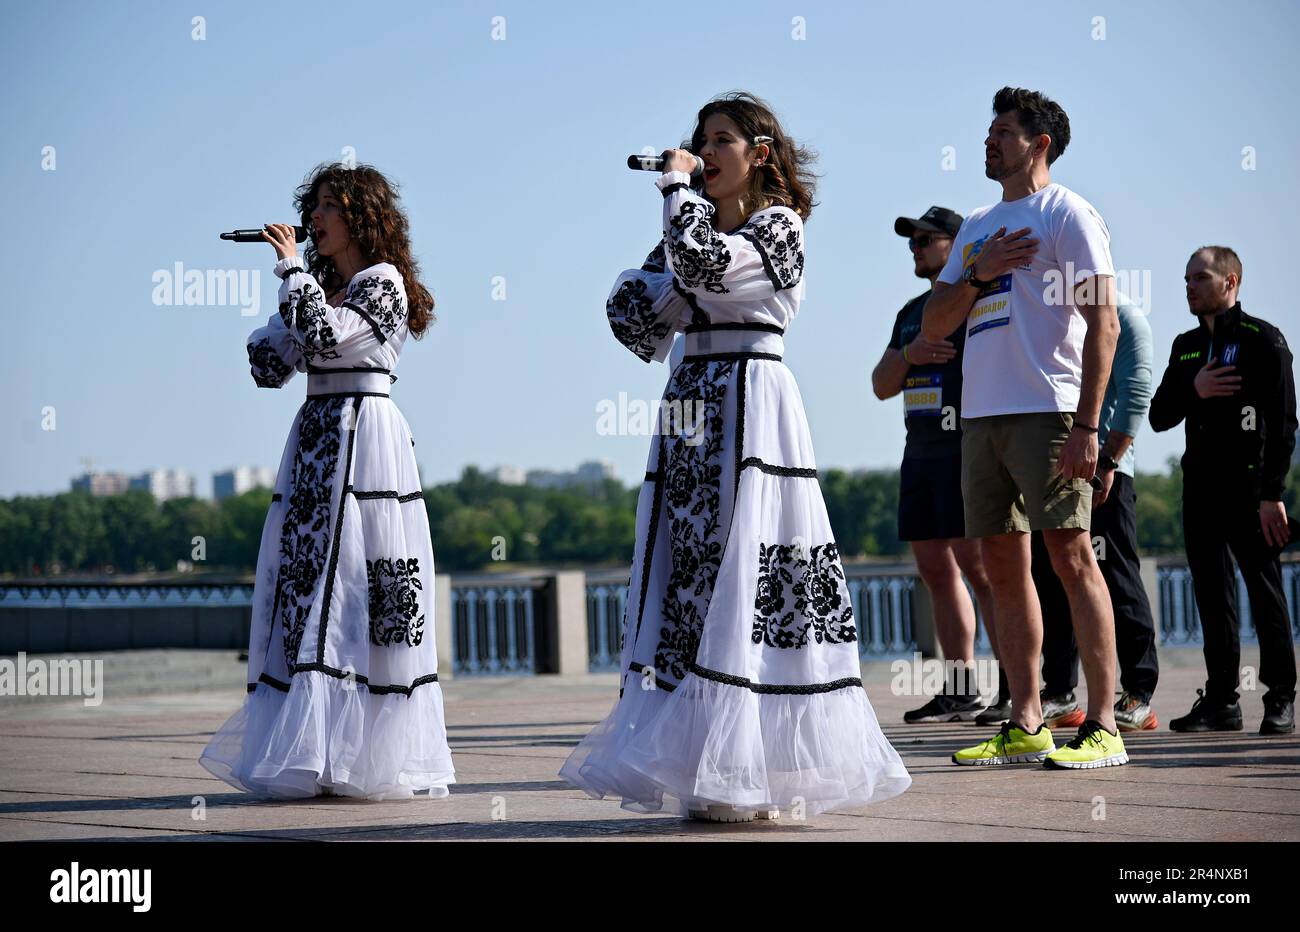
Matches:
[1044,719,1129,769]
[952,721,1055,766]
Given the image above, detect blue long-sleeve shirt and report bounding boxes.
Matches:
[1098,295,1153,476]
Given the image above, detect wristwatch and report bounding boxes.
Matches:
[1098,454,1120,472]
[962,263,991,289]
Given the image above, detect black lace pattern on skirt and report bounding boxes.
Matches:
[275,397,344,667]
[752,541,857,649]
[366,556,426,647]
[655,359,732,680]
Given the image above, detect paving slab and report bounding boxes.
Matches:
[0,647,1295,841]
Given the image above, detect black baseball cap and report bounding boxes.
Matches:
[895,206,963,238]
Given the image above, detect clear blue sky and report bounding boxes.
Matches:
[5,0,1299,497]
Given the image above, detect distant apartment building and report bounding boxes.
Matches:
[525,460,617,490]
[571,460,617,486]
[213,466,278,500]
[71,469,196,501]
[129,469,197,501]
[487,465,527,486]
[70,472,133,496]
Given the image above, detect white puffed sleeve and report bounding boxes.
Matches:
[656,169,805,303]
[274,256,408,365]
[606,239,695,363]
[246,311,304,389]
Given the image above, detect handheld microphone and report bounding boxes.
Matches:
[220,226,309,243]
[627,153,706,177]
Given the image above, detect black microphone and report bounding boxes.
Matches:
[220,226,309,243]
[627,153,705,177]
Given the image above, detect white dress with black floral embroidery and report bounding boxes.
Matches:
[200,255,455,800]
[560,170,911,817]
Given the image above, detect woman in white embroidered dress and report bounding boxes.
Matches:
[200,163,454,800]
[561,92,911,821]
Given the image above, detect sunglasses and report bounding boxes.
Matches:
[908,233,950,250]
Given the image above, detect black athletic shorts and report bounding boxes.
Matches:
[898,451,966,542]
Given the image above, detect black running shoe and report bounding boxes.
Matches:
[1169,688,1243,732]
[904,693,986,724]
[975,695,1012,726]
[1260,696,1295,735]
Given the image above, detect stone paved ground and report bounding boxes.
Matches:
[0,647,1296,841]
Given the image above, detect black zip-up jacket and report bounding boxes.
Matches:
[1149,302,1297,500]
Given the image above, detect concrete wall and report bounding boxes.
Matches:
[0,605,251,655]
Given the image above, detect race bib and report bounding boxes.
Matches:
[903,373,943,416]
[968,278,1011,336]
[961,235,1013,337]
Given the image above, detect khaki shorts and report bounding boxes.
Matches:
[960,412,1092,538]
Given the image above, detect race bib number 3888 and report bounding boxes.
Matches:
[903,373,943,416]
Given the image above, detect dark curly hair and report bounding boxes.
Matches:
[683,90,819,222]
[992,86,1071,165]
[293,162,435,336]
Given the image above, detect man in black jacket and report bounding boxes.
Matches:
[1149,245,1297,734]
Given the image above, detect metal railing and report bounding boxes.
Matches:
[8,557,1298,675]
[448,576,546,676]
[846,569,916,657]
[1155,559,1300,646]
[585,570,628,673]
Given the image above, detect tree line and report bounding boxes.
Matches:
[0,459,1286,577]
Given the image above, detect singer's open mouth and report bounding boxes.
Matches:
[704,167,721,181]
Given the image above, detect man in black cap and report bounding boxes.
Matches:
[874,206,1006,723]
[1150,245,1297,735]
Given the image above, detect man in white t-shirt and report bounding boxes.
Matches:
[921,86,1125,769]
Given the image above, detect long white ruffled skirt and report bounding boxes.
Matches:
[561,355,910,816]
[201,392,454,800]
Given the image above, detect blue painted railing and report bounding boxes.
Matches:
[585,571,628,673]
[7,558,1299,675]
[449,576,544,676]
[1156,561,1300,646]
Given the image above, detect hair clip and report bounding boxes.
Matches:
[753,135,774,145]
